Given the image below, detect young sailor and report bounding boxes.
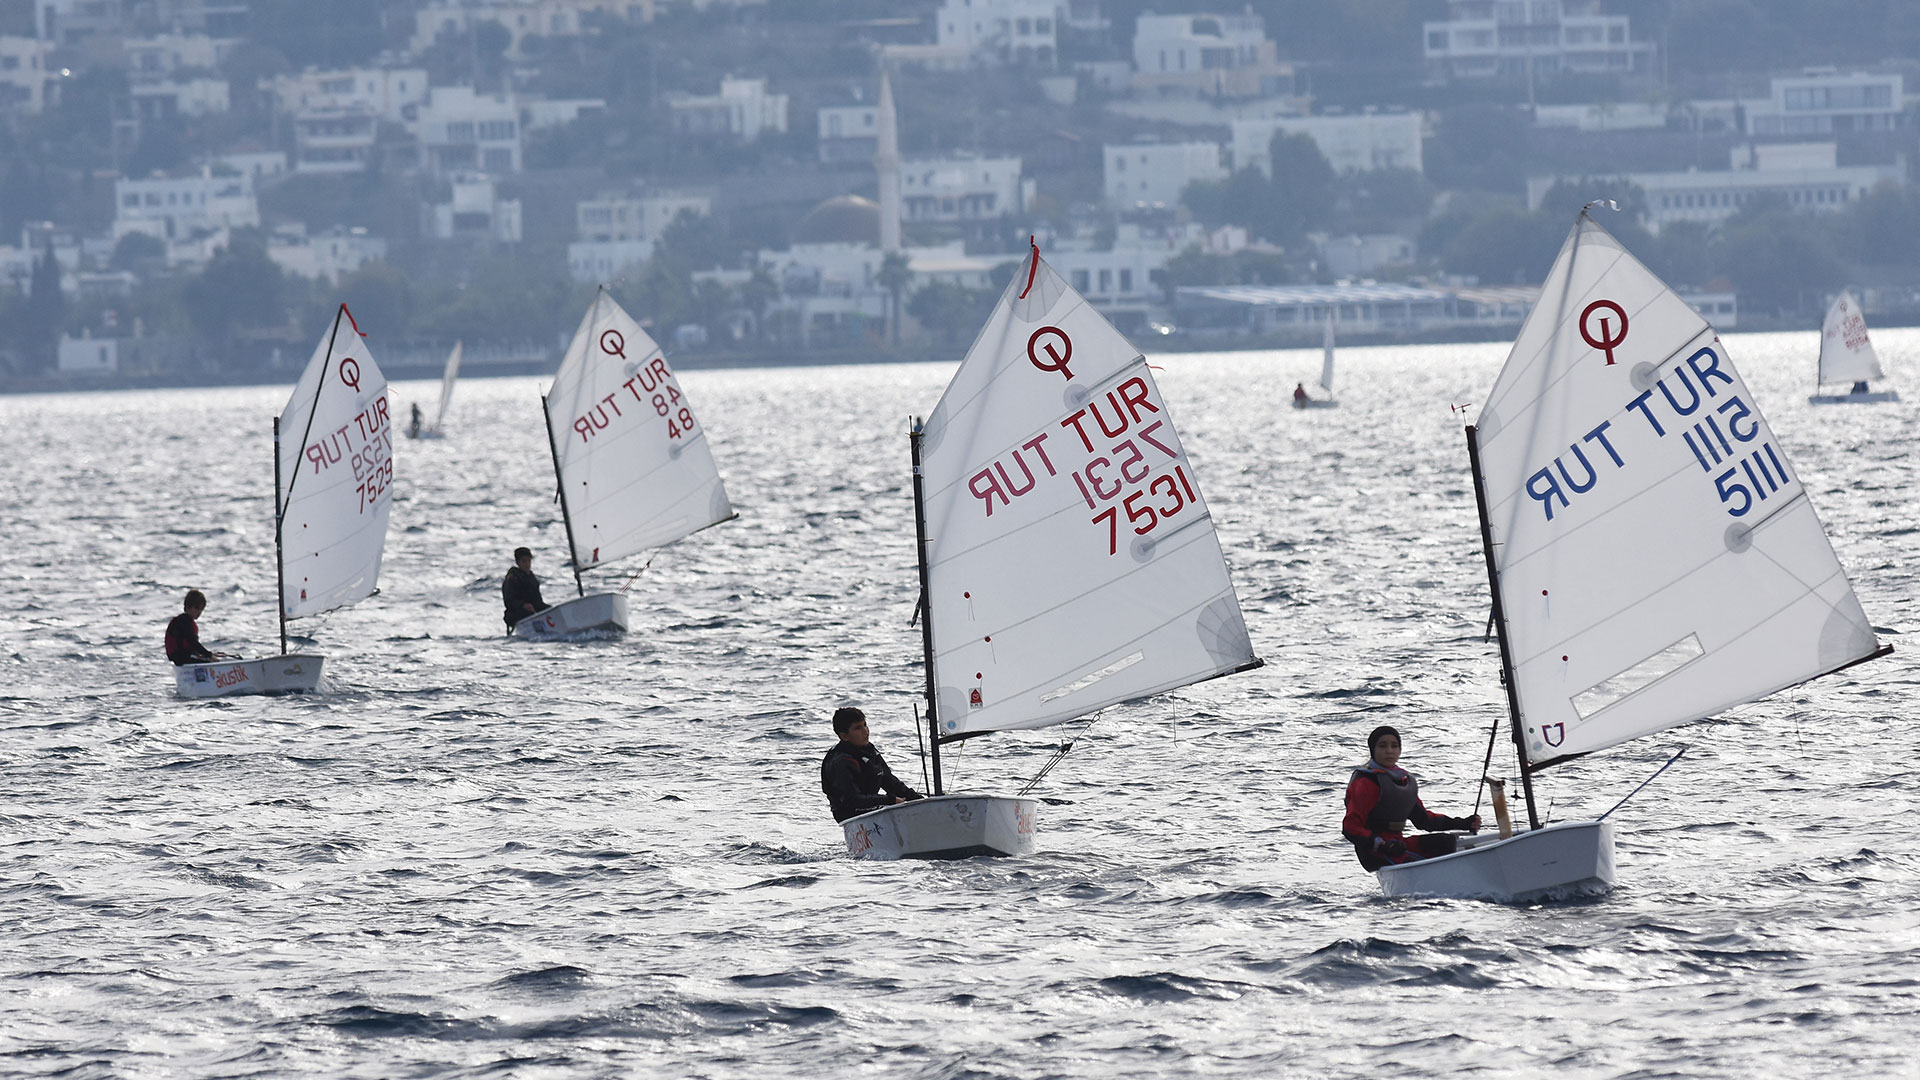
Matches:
[502,546,548,630]
[820,707,923,822]
[1342,725,1480,871]
[164,589,218,666]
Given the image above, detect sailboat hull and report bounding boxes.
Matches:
[1809,390,1899,404]
[1373,819,1614,903]
[512,592,630,639]
[1291,398,1338,409]
[173,654,325,698]
[842,794,1037,860]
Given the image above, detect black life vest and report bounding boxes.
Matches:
[1353,764,1419,836]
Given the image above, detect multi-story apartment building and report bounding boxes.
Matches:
[935,0,1058,67]
[817,102,879,164]
[0,37,53,114]
[113,169,259,241]
[410,0,655,60]
[1131,12,1292,98]
[413,86,522,173]
[1423,0,1652,80]
[898,154,1027,223]
[1744,69,1904,136]
[36,0,126,43]
[667,76,787,142]
[1104,141,1228,210]
[1230,112,1425,175]
[424,173,522,242]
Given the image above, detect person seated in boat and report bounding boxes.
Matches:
[1342,725,1481,871]
[502,546,548,630]
[1292,382,1309,407]
[164,589,220,666]
[408,402,423,439]
[820,707,924,822]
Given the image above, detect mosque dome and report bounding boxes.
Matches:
[794,194,881,245]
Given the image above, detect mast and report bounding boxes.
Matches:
[1465,423,1541,830]
[909,417,943,795]
[541,394,587,598]
[272,415,287,656]
[277,304,346,655]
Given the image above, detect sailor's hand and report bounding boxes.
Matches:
[1465,814,1482,833]
[1380,840,1407,860]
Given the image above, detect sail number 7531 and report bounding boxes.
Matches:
[1089,465,1199,555]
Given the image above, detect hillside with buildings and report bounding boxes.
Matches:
[1,0,1918,382]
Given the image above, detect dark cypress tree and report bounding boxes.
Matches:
[25,244,66,373]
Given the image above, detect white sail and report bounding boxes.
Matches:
[1319,313,1336,394]
[545,290,733,571]
[918,247,1257,736]
[1475,214,1881,766]
[433,340,462,431]
[278,306,393,620]
[1816,292,1883,387]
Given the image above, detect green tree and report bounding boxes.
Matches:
[23,245,66,372]
[659,209,729,270]
[110,231,168,273]
[1267,132,1337,243]
[334,262,416,341]
[1710,212,1842,318]
[907,282,994,345]
[182,233,288,363]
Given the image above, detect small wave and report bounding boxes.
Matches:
[1092,972,1256,1002]
[494,965,596,991]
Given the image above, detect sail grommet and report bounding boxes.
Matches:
[1630,361,1659,391]
[1724,521,1754,553]
[1130,536,1156,563]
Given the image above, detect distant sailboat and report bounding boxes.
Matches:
[409,341,462,439]
[842,241,1262,859]
[1809,292,1898,403]
[1381,209,1890,901]
[514,289,736,639]
[1292,313,1338,409]
[175,305,394,697]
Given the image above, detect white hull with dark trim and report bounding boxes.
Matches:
[1374,819,1614,903]
[842,794,1037,860]
[174,654,324,698]
[1808,389,1899,404]
[512,592,629,639]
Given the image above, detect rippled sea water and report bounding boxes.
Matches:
[2,332,1915,1079]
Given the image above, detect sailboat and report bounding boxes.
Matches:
[1809,292,1898,404]
[513,289,735,639]
[842,241,1262,859]
[1293,312,1338,409]
[174,305,394,697]
[1377,208,1890,901]
[409,340,462,439]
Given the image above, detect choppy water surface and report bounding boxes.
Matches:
[2,333,1915,1078]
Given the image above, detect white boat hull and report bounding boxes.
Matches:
[1374,819,1615,902]
[173,654,324,698]
[1291,398,1338,409]
[842,794,1037,860]
[512,592,630,639]
[1809,390,1899,404]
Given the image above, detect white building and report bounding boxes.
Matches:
[818,102,879,164]
[290,110,380,174]
[576,191,710,243]
[146,0,249,35]
[568,239,655,283]
[123,32,226,79]
[935,0,1058,67]
[36,0,127,44]
[1104,141,1228,210]
[413,86,522,173]
[1313,232,1418,278]
[1525,142,1905,234]
[0,36,53,114]
[59,334,118,374]
[113,169,259,242]
[521,96,605,131]
[131,76,229,119]
[266,225,389,284]
[1423,0,1652,80]
[410,0,656,59]
[1231,112,1425,175]
[217,150,289,184]
[1743,70,1903,137]
[667,76,787,142]
[1131,12,1292,98]
[1532,101,1669,131]
[899,155,1027,223]
[425,173,522,242]
[272,68,429,124]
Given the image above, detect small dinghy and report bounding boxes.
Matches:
[1391,206,1890,901]
[408,340,461,439]
[843,240,1261,859]
[514,289,736,640]
[1808,292,1898,404]
[1292,313,1338,409]
[175,305,393,698]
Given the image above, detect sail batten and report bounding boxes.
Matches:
[545,291,733,572]
[1477,213,1882,766]
[277,306,393,621]
[920,246,1256,737]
